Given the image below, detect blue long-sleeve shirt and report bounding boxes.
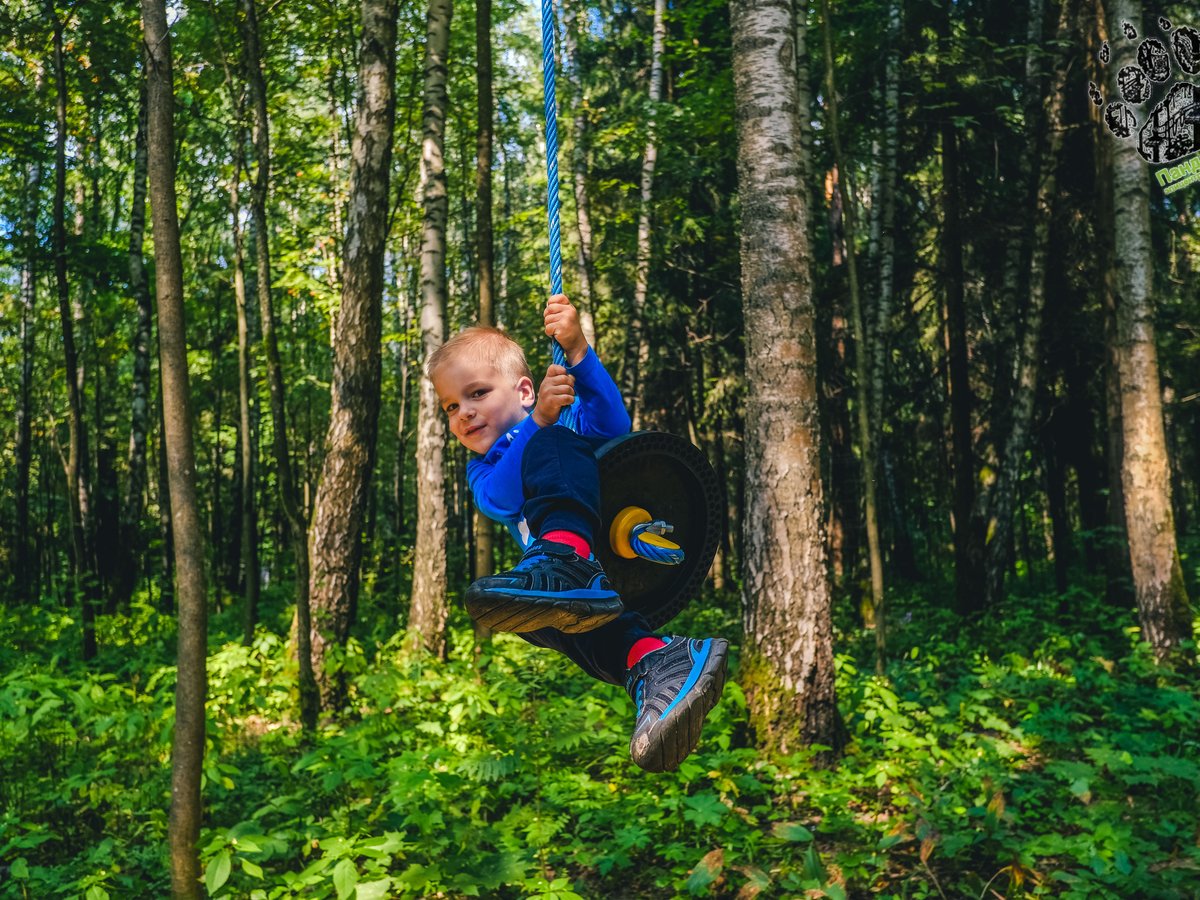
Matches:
[466,346,631,548]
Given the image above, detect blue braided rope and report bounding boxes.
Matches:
[540,0,579,429]
[629,523,686,566]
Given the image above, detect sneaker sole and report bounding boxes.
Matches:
[465,591,624,634]
[631,638,729,773]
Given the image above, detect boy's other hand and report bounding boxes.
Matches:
[544,294,588,366]
[533,364,576,427]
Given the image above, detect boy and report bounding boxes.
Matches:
[428,295,728,772]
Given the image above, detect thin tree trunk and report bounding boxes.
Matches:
[16,155,42,600]
[393,245,415,545]
[622,0,666,425]
[982,0,1072,607]
[869,0,900,421]
[51,7,98,659]
[118,80,154,608]
[1105,0,1192,659]
[156,382,175,612]
[141,1,209,894]
[309,0,399,707]
[938,8,984,615]
[409,0,453,658]
[474,0,495,651]
[563,0,597,344]
[793,0,811,185]
[238,0,318,727]
[731,0,842,758]
[230,165,260,644]
[821,0,885,671]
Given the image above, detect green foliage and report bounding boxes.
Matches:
[3,584,1200,898]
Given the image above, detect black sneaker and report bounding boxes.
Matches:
[625,636,729,772]
[464,539,623,634]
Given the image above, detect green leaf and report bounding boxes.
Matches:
[242,858,264,879]
[334,859,358,900]
[772,822,814,842]
[682,791,727,827]
[356,879,393,900]
[85,887,109,900]
[206,851,232,896]
[687,848,723,895]
[10,858,28,879]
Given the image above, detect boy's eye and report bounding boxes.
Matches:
[471,389,489,399]
[444,403,457,414]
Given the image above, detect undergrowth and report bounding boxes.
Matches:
[2,577,1199,899]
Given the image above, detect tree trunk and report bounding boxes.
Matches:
[982,0,1072,607]
[821,0,886,671]
[563,0,598,344]
[1105,0,1192,659]
[730,0,842,758]
[870,0,901,574]
[621,0,666,426]
[16,153,42,600]
[938,8,984,615]
[309,0,398,708]
[474,0,495,651]
[409,0,453,658]
[141,1,209,894]
[51,7,98,658]
[117,80,154,608]
[230,165,260,644]
[239,0,319,727]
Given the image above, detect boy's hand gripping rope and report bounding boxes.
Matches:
[540,0,579,431]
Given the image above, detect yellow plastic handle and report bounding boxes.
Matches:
[609,506,652,559]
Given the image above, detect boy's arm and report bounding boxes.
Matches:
[566,346,631,438]
[466,414,541,520]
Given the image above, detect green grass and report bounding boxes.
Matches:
[2,575,1199,899]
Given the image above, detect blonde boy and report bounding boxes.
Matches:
[429,295,728,772]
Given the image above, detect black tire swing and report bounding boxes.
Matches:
[538,0,723,629]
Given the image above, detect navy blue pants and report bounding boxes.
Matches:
[516,425,655,685]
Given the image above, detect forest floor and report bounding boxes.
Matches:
[2,554,1199,899]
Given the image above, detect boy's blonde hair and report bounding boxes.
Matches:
[426,326,533,385]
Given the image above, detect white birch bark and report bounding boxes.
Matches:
[731,0,841,755]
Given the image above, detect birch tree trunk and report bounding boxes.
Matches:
[1105,0,1192,659]
[730,0,841,756]
[309,0,399,707]
[409,0,453,658]
[821,0,885,670]
[141,1,209,893]
[982,0,1072,607]
[622,0,666,424]
[239,0,318,726]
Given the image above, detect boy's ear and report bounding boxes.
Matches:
[517,375,536,407]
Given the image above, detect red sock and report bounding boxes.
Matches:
[627,637,668,669]
[543,530,591,557]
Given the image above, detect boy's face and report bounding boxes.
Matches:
[432,356,535,455]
